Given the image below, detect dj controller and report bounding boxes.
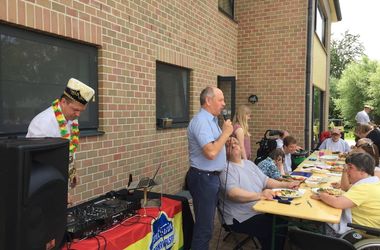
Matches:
[66,190,141,239]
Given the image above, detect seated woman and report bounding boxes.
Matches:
[333,138,380,191]
[219,137,299,250]
[312,152,380,233]
[258,148,285,179]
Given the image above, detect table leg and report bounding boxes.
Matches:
[271,215,276,250]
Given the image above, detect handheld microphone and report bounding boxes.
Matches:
[222,109,229,121]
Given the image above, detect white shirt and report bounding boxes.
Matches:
[283,150,292,174]
[276,138,283,148]
[26,105,73,138]
[318,138,350,153]
[355,110,370,125]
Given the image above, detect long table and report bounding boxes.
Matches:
[62,191,194,250]
[254,150,343,223]
[253,150,344,249]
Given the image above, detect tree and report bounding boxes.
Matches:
[330,30,366,79]
[335,57,379,127]
[329,31,366,119]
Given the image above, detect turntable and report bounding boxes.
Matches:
[66,193,141,240]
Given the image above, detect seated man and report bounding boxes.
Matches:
[312,152,380,232]
[318,128,350,153]
[258,148,285,179]
[282,136,298,174]
[219,137,299,250]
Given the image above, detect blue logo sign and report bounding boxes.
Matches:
[150,212,175,250]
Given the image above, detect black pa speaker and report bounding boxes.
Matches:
[0,138,69,250]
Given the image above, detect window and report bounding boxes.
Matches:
[156,62,190,128]
[217,76,235,120]
[218,0,234,19]
[0,24,98,136]
[315,2,326,46]
[312,86,324,149]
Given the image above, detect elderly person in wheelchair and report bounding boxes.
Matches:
[310,152,380,246]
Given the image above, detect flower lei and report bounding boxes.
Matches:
[52,99,79,154]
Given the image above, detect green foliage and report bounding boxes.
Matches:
[335,57,379,127]
[329,31,366,119]
[330,31,366,79]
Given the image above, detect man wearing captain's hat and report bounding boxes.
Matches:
[26,78,95,204]
[355,104,374,125]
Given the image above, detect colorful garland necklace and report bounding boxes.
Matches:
[52,99,79,154]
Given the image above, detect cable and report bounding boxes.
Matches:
[216,137,232,250]
[96,234,107,250]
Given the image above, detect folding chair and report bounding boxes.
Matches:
[216,202,260,250]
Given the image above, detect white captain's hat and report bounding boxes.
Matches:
[63,78,95,105]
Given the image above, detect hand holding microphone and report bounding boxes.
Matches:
[221,109,233,136]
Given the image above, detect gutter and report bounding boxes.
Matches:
[305,0,313,151]
[333,0,342,21]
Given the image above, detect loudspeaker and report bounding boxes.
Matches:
[0,138,69,250]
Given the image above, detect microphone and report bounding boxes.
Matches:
[222,109,229,121]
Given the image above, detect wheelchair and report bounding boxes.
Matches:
[288,223,380,250]
[341,223,380,249]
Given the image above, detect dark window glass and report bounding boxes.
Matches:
[217,76,235,120]
[315,2,326,46]
[156,62,189,128]
[312,86,324,149]
[218,0,234,19]
[0,24,98,136]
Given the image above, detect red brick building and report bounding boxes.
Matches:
[0,0,341,203]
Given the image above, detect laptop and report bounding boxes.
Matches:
[128,163,162,190]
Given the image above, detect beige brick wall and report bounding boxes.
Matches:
[0,0,237,203]
[235,0,308,153]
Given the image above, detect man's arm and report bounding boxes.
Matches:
[202,119,233,160]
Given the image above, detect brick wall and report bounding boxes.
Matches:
[0,0,237,203]
[235,0,308,153]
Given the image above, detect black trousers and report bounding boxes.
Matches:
[229,214,287,250]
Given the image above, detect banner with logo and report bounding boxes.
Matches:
[124,197,184,250]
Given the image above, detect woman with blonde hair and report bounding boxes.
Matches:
[232,105,252,160]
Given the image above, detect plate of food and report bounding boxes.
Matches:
[273,188,305,199]
[311,168,329,174]
[307,176,329,183]
[329,165,344,172]
[281,175,308,182]
[311,187,344,196]
[320,155,339,161]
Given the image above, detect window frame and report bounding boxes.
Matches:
[315,1,327,46]
[0,23,100,137]
[218,0,235,20]
[155,61,190,129]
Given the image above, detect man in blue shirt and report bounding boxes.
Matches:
[186,86,233,250]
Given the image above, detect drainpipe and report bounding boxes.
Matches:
[305,0,314,151]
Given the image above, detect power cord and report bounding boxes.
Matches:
[216,137,233,250]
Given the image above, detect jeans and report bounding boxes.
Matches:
[186,167,220,250]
